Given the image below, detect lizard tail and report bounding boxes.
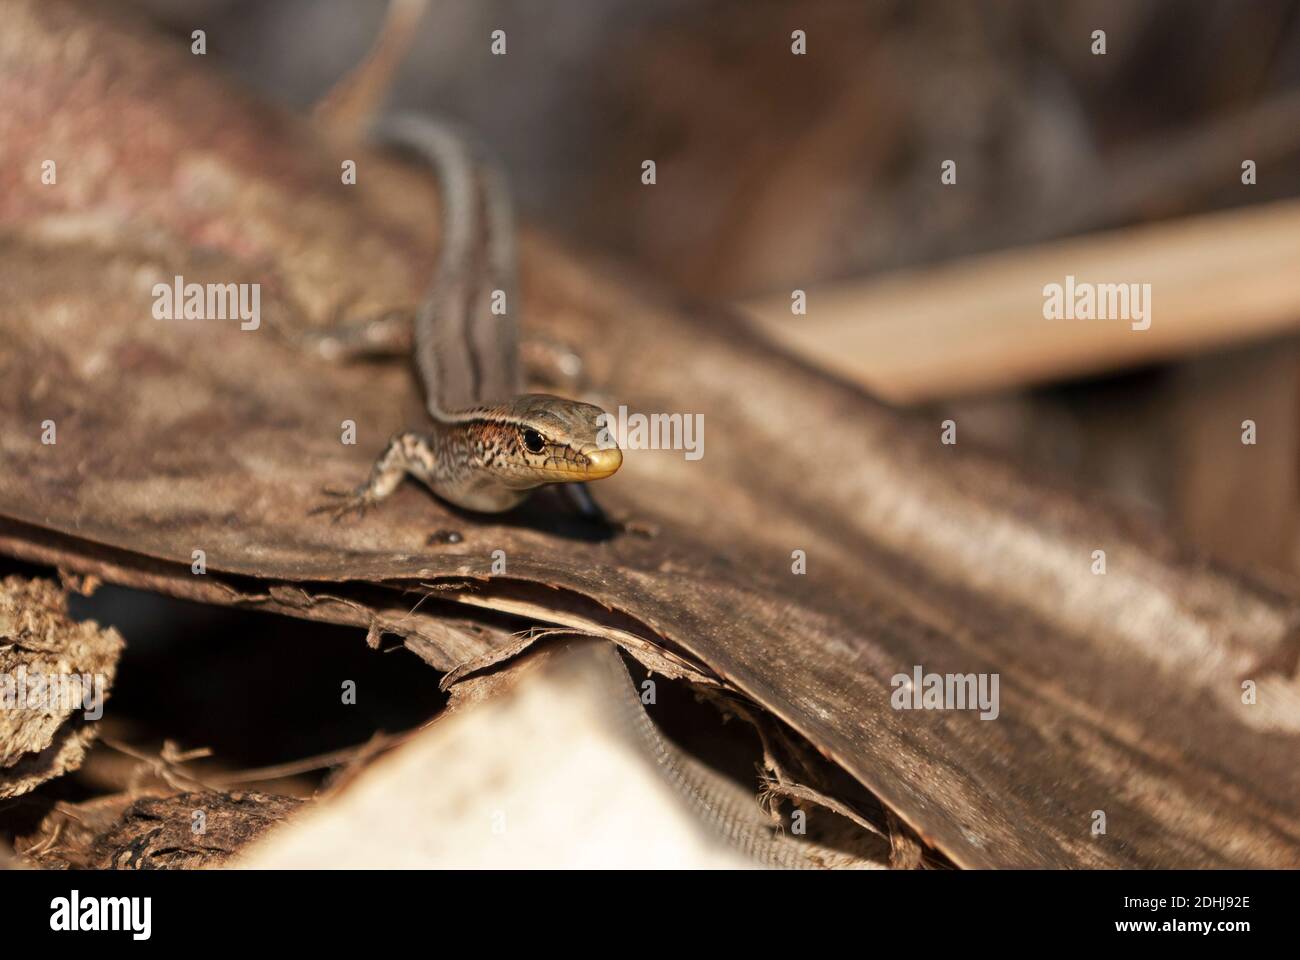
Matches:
[313,0,430,142]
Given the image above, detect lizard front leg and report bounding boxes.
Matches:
[312,432,437,521]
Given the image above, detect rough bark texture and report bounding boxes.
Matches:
[1,0,1298,867]
[87,792,303,870]
[15,790,302,870]
[0,575,123,798]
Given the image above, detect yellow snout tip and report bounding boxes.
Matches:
[584,446,623,480]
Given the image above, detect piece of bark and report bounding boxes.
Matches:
[16,792,146,869]
[0,575,123,798]
[87,792,303,870]
[240,642,885,869]
[1,0,1298,868]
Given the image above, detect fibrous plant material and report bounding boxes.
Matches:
[0,575,123,799]
[89,792,303,870]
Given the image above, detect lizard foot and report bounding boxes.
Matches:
[309,485,378,523]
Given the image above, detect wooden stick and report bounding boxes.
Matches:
[743,199,1300,403]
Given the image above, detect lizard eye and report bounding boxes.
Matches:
[521,428,546,455]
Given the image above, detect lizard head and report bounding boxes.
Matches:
[476,394,622,488]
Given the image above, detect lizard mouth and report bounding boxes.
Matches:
[511,445,622,485]
[581,446,623,480]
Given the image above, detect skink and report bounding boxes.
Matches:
[316,115,621,516]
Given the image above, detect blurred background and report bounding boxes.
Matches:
[127,0,1300,286]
